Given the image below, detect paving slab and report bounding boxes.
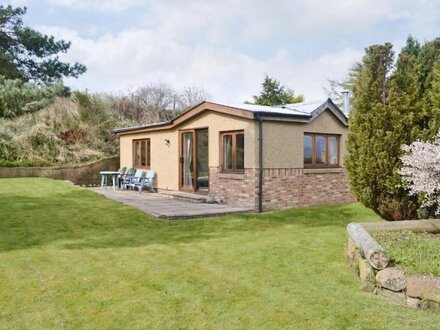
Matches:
[89,188,253,219]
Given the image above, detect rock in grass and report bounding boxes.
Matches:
[375,268,406,292]
[407,276,440,303]
[375,288,406,305]
[347,238,361,267]
[359,258,375,292]
[406,296,421,309]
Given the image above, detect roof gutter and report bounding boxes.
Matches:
[256,114,264,213]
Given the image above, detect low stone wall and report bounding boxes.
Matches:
[0,157,119,186]
[347,220,440,311]
[209,166,355,210]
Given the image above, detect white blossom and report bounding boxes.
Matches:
[400,133,440,215]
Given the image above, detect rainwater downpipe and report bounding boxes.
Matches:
[257,114,263,213]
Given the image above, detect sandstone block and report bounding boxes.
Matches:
[347,238,361,267]
[406,296,421,309]
[407,276,440,302]
[359,258,375,292]
[375,288,406,305]
[375,267,406,292]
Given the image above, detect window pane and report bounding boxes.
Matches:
[135,141,140,166]
[223,135,232,170]
[146,140,151,167]
[236,133,244,170]
[141,141,146,166]
[304,135,313,164]
[328,136,337,165]
[315,135,326,164]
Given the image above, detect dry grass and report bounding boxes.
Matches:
[0,93,134,166]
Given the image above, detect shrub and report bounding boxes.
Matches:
[0,76,68,118]
[400,133,440,217]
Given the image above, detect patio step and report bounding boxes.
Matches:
[160,190,212,204]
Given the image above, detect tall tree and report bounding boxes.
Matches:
[417,37,440,95]
[345,36,440,220]
[252,75,303,105]
[378,49,422,219]
[422,57,440,138]
[0,5,86,83]
[400,35,421,58]
[345,43,418,220]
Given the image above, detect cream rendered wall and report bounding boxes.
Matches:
[118,110,257,190]
[262,110,348,168]
[178,111,258,168]
[119,129,179,190]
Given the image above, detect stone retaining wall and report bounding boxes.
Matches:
[0,157,119,186]
[347,220,440,311]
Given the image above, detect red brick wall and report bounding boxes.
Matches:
[262,168,355,210]
[209,167,258,208]
[209,167,355,210]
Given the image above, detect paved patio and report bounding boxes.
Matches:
[90,188,253,219]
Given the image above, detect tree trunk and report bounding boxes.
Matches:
[347,223,389,270]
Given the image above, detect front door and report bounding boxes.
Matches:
[180,129,209,192]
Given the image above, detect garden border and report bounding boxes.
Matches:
[347,219,440,311]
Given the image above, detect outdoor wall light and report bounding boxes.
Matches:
[165,139,170,147]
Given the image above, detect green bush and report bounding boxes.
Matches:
[0,76,68,118]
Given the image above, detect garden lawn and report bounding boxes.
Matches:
[1,178,439,329]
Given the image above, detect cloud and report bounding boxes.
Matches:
[38,25,363,102]
[3,0,28,6]
[46,0,144,11]
[139,0,440,43]
[35,0,440,102]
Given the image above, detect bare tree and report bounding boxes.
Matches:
[323,63,361,108]
[176,85,211,113]
[109,83,211,125]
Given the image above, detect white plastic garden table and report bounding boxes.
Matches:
[100,171,119,191]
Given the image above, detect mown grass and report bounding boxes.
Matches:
[1,178,439,329]
[373,231,440,277]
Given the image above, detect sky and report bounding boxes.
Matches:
[5,0,440,103]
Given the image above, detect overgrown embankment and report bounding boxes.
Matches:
[0,93,133,167]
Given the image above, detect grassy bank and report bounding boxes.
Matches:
[0,178,439,329]
[374,231,440,277]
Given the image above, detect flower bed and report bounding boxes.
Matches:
[346,220,440,311]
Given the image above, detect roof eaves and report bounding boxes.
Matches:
[112,120,171,135]
[113,100,208,135]
[311,98,348,126]
[253,111,311,119]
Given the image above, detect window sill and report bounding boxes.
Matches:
[304,167,343,174]
[218,172,245,180]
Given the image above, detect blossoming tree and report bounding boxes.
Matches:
[400,133,440,215]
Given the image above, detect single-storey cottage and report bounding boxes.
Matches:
[114,99,355,211]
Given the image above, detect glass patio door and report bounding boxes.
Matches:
[196,129,209,191]
[181,131,194,190]
[180,129,209,192]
